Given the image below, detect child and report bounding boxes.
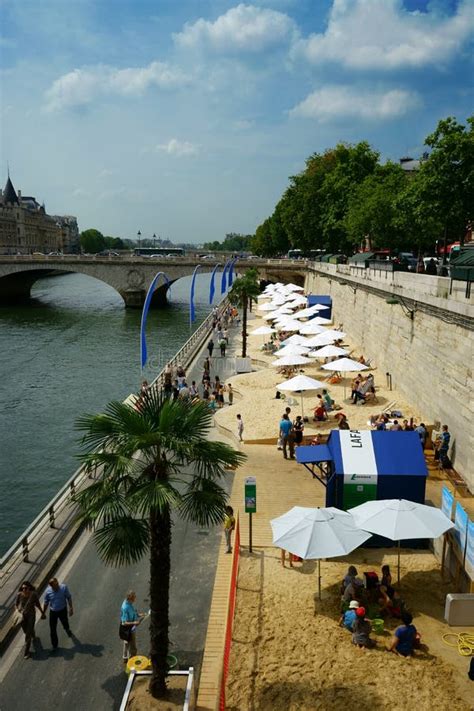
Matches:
[236,414,244,441]
[224,506,235,553]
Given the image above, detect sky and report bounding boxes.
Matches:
[1,0,473,243]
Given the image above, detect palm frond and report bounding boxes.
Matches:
[93,517,150,566]
[73,478,132,525]
[127,478,181,517]
[178,478,228,526]
[184,440,246,479]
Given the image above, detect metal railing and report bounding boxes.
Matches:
[0,299,230,584]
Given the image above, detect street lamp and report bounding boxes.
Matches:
[137,230,141,251]
[153,233,156,248]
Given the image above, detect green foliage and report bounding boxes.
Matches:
[203,233,252,252]
[253,115,474,256]
[80,228,105,253]
[103,235,125,250]
[74,390,245,697]
[229,268,261,357]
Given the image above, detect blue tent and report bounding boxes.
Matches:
[296,430,427,510]
[307,294,332,319]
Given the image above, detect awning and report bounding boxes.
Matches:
[296,445,333,464]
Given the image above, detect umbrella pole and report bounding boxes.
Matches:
[301,392,304,418]
[397,540,401,586]
[318,559,321,600]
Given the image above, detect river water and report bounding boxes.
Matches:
[0,272,215,554]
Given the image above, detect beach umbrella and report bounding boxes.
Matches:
[293,306,323,319]
[274,344,310,357]
[258,302,279,311]
[286,294,307,305]
[319,329,346,339]
[298,322,326,335]
[280,335,312,347]
[305,332,339,347]
[275,320,305,332]
[250,325,276,336]
[271,355,312,367]
[321,357,368,398]
[348,499,455,584]
[285,283,305,292]
[276,374,325,416]
[309,345,348,359]
[310,316,333,325]
[271,507,372,599]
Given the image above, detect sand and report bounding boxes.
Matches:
[226,550,473,711]
[215,312,423,442]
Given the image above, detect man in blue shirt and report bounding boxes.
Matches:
[279,414,295,459]
[43,577,74,650]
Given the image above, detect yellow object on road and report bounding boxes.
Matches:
[126,655,150,674]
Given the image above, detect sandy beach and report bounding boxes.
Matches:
[218,302,473,710]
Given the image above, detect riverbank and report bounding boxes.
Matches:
[209,308,474,711]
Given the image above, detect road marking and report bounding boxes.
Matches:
[0,529,91,684]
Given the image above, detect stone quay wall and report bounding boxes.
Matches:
[304,263,473,492]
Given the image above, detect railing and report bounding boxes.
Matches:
[219,515,241,711]
[0,299,229,588]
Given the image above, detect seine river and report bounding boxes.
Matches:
[0,272,215,554]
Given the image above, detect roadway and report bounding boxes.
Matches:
[0,326,239,711]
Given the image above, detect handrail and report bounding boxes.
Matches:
[0,298,229,580]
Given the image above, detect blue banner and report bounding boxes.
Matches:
[454,501,468,551]
[220,260,229,295]
[441,486,454,521]
[228,257,237,287]
[190,264,201,325]
[209,262,221,305]
[466,520,474,577]
[140,272,169,369]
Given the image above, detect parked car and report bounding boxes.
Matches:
[394,252,418,271]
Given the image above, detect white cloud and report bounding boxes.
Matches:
[44,61,189,111]
[289,85,421,122]
[155,139,200,157]
[173,3,296,52]
[293,0,474,70]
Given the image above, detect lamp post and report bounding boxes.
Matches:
[137,230,141,252]
[153,233,156,249]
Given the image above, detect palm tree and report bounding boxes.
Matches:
[74,390,245,698]
[229,268,260,357]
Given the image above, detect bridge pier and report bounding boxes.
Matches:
[121,282,170,309]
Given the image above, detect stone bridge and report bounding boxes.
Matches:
[0,255,306,307]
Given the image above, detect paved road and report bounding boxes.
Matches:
[0,324,241,711]
[0,484,232,711]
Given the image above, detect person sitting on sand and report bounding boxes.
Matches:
[352,607,374,648]
[381,565,395,598]
[389,612,417,656]
[339,600,359,631]
[341,566,361,592]
[338,413,350,430]
[343,577,365,605]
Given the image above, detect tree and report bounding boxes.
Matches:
[80,228,106,253]
[74,392,245,698]
[228,268,260,357]
[412,116,474,253]
[345,163,408,251]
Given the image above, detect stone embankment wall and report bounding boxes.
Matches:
[304,264,473,492]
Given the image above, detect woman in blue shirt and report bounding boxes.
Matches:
[389,612,417,656]
[121,591,143,661]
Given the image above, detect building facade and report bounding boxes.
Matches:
[0,177,79,254]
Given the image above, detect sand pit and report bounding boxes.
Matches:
[216,313,423,442]
[226,550,473,711]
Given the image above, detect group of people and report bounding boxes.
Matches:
[15,577,73,659]
[350,373,376,405]
[339,565,419,656]
[277,407,305,459]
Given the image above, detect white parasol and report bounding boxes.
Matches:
[276,374,325,417]
[271,507,372,599]
[321,357,368,398]
[271,355,312,367]
[309,345,348,359]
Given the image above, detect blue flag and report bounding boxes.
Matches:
[190,264,201,325]
[209,262,221,305]
[228,257,238,287]
[220,260,230,295]
[140,272,169,369]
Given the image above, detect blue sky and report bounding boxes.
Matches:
[1,0,473,243]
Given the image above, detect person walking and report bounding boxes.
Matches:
[219,338,226,357]
[279,413,295,459]
[207,338,214,358]
[224,506,236,553]
[15,581,45,658]
[236,414,244,442]
[43,577,73,651]
[227,383,234,406]
[120,590,144,661]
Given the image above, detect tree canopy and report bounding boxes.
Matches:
[80,228,106,253]
[250,115,474,256]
